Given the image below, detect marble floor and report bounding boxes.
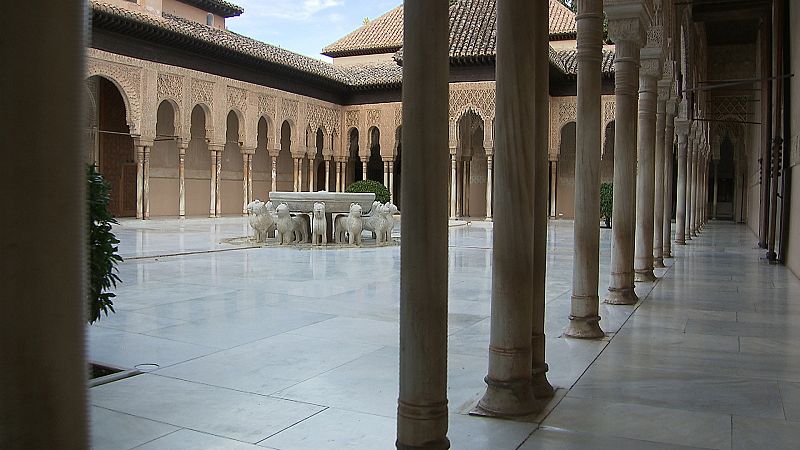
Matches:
[89,217,800,449]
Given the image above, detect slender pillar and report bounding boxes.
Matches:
[209,146,220,218]
[475,0,539,417]
[325,158,331,191]
[396,0,449,447]
[449,154,457,218]
[633,62,660,282]
[136,145,144,219]
[605,8,647,305]
[531,0,553,399]
[298,157,304,192]
[3,2,88,444]
[463,159,471,217]
[292,158,299,192]
[690,145,698,236]
[179,142,187,217]
[361,157,368,181]
[549,160,557,217]
[685,136,694,240]
[335,160,342,192]
[674,120,689,244]
[565,0,604,339]
[662,100,676,257]
[485,153,493,219]
[247,154,254,204]
[308,156,315,192]
[389,161,395,202]
[242,151,250,214]
[215,147,222,217]
[270,155,278,192]
[384,160,390,187]
[652,84,668,268]
[143,145,151,220]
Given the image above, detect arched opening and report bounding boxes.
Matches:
[394,126,402,209]
[150,100,180,216]
[220,110,244,215]
[714,135,736,220]
[277,120,293,192]
[347,127,362,186]
[556,121,577,219]
[367,126,383,182]
[186,104,211,216]
[315,128,326,191]
[600,121,615,184]
[456,110,487,218]
[89,75,136,217]
[253,116,272,200]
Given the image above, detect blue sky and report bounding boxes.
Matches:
[226,0,402,61]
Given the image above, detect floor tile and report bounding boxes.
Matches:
[90,406,178,450]
[136,429,265,449]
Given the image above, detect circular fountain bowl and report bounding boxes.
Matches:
[268,191,377,213]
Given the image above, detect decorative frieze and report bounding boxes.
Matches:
[157,73,183,102]
[367,109,381,126]
[307,103,339,134]
[281,98,298,120]
[449,86,495,121]
[258,94,276,117]
[191,79,214,107]
[86,58,143,134]
[227,86,247,112]
[345,110,359,128]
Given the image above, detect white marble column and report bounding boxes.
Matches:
[652,83,668,268]
[531,0,553,399]
[298,157,304,192]
[674,119,689,245]
[476,0,539,417]
[361,157,368,181]
[549,160,557,217]
[449,154,457,218]
[247,154,254,205]
[396,0,450,447]
[690,143,698,237]
[463,158,471,217]
[270,154,278,194]
[292,158,299,192]
[178,141,187,217]
[308,156,315,192]
[215,147,222,217]
[384,160,390,187]
[389,161,395,202]
[335,160,342,192]
[685,135,694,241]
[633,52,661,282]
[485,153,493,219]
[143,145,151,220]
[209,144,223,218]
[325,158,331,191]
[662,100,676,257]
[605,5,647,305]
[136,145,145,219]
[242,150,250,214]
[565,0,604,339]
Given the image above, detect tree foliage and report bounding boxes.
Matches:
[87,165,122,324]
[346,180,391,204]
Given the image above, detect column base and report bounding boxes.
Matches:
[484,217,493,222]
[563,314,604,339]
[685,234,692,241]
[475,376,539,417]
[531,363,554,399]
[653,257,665,268]
[634,269,657,282]
[605,287,638,305]
[663,250,672,258]
[396,438,451,450]
[675,238,685,245]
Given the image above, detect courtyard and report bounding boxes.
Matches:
[88,218,800,449]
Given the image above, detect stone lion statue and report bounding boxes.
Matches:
[276,203,309,245]
[311,202,327,246]
[381,202,398,242]
[246,200,275,243]
[363,202,390,245]
[334,203,363,245]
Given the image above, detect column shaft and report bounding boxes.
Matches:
[549,161,557,217]
[476,0,539,417]
[653,96,666,268]
[136,146,144,219]
[389,161,395,202]
[242,154,249,214]
[566,0,604,338]
[308,158,315,192]
[179,144,186,217]
[449,155,457,218]
[143,146,151,220]
[396,1,450,447]
[633,74,657,282]
[606,38,641,305]
[690,149,698,236]
[662,110,676,257]
[674,129,688,244]
[712,160,718,218]
[685,140,693,240]
[209,149,218,218]
[361,157,368,181]
[485,153,493,219]
[248,154,254,205]
[325,159,331,191]
[215,149,222,216]
[271,154,277,194]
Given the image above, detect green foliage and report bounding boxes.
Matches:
[345,179,390,204]
[600,182,613,227]
[87,165,122,324]
[557,0,577,13]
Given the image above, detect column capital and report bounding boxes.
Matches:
[674,118,690,137]
[208,142,224,152]
[241,146,256,155]
[133,137,154,148]
[657,79,672,101]
[604,0,653,46]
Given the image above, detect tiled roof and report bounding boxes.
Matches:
[178,0,244,18]
[325,0,577,58]
[322,6,404,57]
[557,49,616,77]
[90,1,401,89]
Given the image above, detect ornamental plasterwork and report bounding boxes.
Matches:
[157,73,183,103]
[394,107,402,127]
[345,110,359,128]
[227,86,247,112]
[449,85,495,122]
[367,109,380,127]
[607,18,646,44]
[707,96,747,122]
[281,98,298,120]
[86,58,142,135]
[640,58,662,78]
[306,103,339,135]
[191,79,214,107]
[549,96,577,157]
[603,100,616,124]
[258,94,276,118]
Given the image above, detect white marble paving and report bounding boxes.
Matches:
[88,218,800,449]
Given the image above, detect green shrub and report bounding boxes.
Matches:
[87,165,122,324]
[600,182,613,228]
[345,179,390,204]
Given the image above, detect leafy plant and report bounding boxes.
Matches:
[600,182,613,228]
[87,165,122,324]
[346,179,390,204]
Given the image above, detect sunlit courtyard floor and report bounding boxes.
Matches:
[89,217,800,449]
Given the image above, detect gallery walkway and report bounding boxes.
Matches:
[89,218,800,449]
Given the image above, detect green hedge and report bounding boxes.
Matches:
[345,179,390,204]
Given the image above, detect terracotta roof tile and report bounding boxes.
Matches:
[178,0,244,18]
[322,6,404,57]
[557,49,616,76]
